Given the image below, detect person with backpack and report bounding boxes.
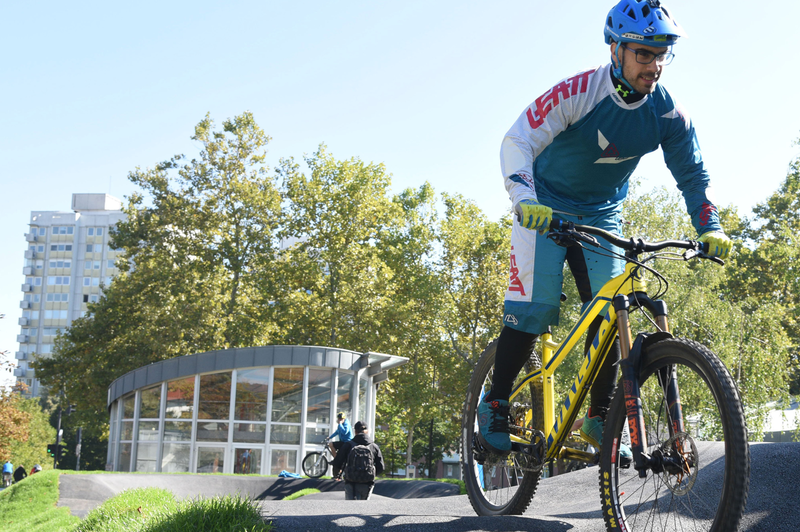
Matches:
[331,420,385,500]
[13,465,27,484]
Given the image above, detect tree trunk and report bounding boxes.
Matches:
[406,424,414,478]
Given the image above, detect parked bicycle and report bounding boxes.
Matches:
[462,220,750,532]
[302,436,334,478]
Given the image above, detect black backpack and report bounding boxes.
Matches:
[345,444,376,483]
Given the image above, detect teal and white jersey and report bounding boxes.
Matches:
[500,63,720,234]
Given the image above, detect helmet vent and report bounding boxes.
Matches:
[641,4,651,17]
[607,16,613,28]
[623,6,637,20]
[662,6,670,18]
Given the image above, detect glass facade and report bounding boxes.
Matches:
[108,363,384,475]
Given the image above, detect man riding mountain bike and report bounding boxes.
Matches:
[328,411,354,458]
[478,0,732,458]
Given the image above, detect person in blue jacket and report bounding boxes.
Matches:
[328,412,354,458]
[2,460,13,487]
[478,0,732,458]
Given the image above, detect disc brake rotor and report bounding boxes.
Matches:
[660,432,698,495]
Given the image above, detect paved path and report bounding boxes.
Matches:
[59,442,800,531]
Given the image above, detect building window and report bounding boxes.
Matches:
[198,372,232,420]
[166,377,194,419]
[161,443,190,473]
[270,449,297,475]
[83,277,100,287]
[52,226,75,235]
[40,344,53,354]
[336,372,353,421]
[50,244,73,251]
[30,244,45,253]
[46,293,69,302]
[107,260,116,269]
[49,260,71,269]
[44,310,68,320]
[47,276,70,286]
[87,227,105,236]
[196,447,225,473]
[139,385,162,419]
[235,368,270,422]
[359,377,368,423]
[24,294,41,303]
[307,369,332,424]
[272,367,303,423]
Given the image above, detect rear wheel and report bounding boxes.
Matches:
[599,338,750,531]
[462,339,545,515]
[302,452,329,478]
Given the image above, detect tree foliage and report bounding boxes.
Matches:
[0,386,31,462]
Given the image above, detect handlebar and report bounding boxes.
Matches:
[548,220,724,265]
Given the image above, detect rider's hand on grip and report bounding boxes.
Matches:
[698,231,732,260]
[514,199,553,235]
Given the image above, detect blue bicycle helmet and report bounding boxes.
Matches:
[605,0,686,92]
[604,0,686,47]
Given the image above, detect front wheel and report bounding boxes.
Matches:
[302,452,329,478]
[599,338,750,531]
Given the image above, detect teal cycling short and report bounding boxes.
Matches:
[503,211,624,334]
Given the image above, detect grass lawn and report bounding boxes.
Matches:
[0,470,80,532]
[283,488,321,500]
[0,470,274,532]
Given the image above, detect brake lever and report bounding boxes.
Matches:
[684,249,724,266]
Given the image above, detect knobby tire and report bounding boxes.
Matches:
[462,339,545,515]
[599,337,750,532]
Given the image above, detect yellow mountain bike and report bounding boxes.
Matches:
[462,220,750,532]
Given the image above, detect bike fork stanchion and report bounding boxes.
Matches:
[615,294,650,478]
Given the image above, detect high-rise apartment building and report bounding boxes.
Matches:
[16,193,126,397]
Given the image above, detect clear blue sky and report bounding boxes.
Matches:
[2,0,799,358]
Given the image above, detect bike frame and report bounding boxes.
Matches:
[507,260,669,463]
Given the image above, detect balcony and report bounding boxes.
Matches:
[16,334,29,343]
[23,266,33,276]
[18,317,29,326]
[15,351,27,361]
[25,233,37,242]
[21,283,32,292]
[13,367,32,378]
[24,249,35,259]
[20,300,31,309]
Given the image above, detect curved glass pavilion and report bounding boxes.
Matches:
[106,345,407,475]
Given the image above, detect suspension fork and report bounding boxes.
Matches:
[614,294,650,476]
[634,296,686,438]
[615,294,686,476]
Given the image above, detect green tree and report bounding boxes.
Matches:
[34,112,283,443]
[0,385,32,463]
[621,184,791,436]
[274,145,403,349]
[8,395,57,472]
[727,142,800,395]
